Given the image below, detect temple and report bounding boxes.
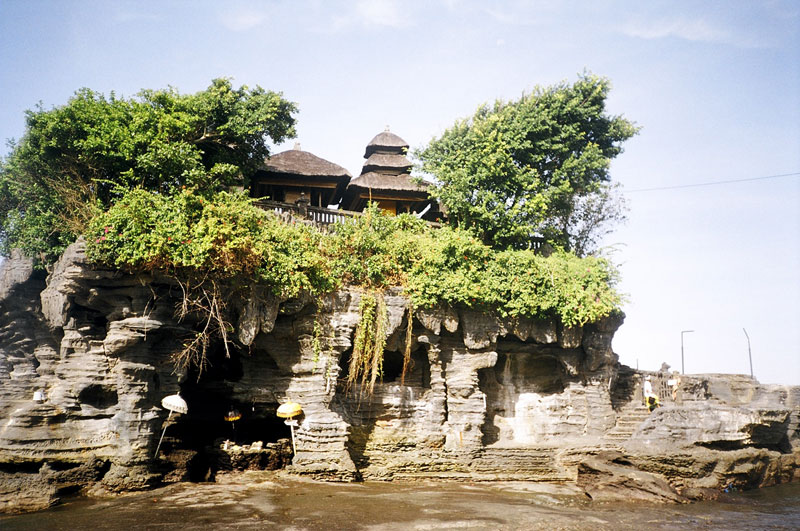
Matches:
[250,143,351,208]
[341,127,440,219]
[251,129,443,221]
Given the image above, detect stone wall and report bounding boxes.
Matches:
[1,241,798,512]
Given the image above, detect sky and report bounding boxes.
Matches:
[1,0,798,385]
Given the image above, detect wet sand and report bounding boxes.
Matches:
[1,472,798,530]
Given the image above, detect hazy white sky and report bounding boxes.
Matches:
[1,0,798,384]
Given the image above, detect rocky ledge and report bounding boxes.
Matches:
[1,241,798,513]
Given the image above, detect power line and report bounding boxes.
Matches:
[623,171,800,193]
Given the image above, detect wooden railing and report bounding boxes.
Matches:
[254,199,362,223]
[637,371,710,406]
[529,238,547,252]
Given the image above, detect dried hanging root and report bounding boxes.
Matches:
[171,277,233,376]
[366,293,387,394]
[401,302,414,385]
[347,294,374,393]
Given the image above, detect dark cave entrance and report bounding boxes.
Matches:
[158,345,293,481]
[381,348,431,387]
[336,345,431,391]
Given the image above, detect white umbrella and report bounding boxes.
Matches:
[162,394,188,414]
[154,394,188,458]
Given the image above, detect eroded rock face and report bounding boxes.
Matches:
[0,244,798,513]
[627,404,791,452]
[0,242,185,511]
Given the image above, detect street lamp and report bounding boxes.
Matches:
[681,330,694,375]
[743,328,753,379]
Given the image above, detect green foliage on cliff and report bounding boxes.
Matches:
[87,189,622,327]
[404,228,620,327]
[325,206,428,288]
[86,187,333,299]
[1,79,296,265]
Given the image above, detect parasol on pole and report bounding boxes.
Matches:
[224,407,242,442]
[154,394,188,458]
[276,402,302,454]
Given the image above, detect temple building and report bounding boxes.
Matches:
[250,143,351,208]
[341,128,441,219]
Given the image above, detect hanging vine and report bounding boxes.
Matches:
[346,291,388,397]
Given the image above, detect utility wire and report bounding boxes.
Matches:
[623,171,800,193]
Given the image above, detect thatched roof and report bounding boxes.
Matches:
[362,152,412,173]
[342,127,435,211]
[346,172,428,194]
[263,144,351,179]
[364,129,409,158]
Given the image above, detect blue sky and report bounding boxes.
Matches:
[1,0,798,384]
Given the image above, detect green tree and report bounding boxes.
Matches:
[415,74,637,254]
[0,79,296,265]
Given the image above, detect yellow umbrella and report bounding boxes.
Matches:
[276,402,302,454]
[276,402,302,418]
[224,407,242,441]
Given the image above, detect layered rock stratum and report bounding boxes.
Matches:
[1,241,798,513]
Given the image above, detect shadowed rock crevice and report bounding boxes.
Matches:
[77,384,118,409]
[609,364,638,410]
[146,343,297,483]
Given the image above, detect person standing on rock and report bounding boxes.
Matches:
[644,375,659,412]
[669,373,681,402]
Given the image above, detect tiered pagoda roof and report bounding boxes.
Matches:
[342,128,432,213]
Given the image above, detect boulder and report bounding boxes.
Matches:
[577,451,687,503]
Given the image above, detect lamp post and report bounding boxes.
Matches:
[681,330,694,375]
[743,328,753,379]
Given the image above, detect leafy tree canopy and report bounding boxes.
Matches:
[415,74,638,254]
[0,79,297,265]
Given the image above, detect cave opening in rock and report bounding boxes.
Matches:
[78,384,118,409]
[158,346,293,480]
[70,302,108,332]
[381,348,431,387]
[479,351,567,446]
[336,344,431,394]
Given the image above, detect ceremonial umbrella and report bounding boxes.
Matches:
[224,407,242,441]
[277,402,302,454]
[154,394,188,458]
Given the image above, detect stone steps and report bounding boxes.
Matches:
[604,406,652,442]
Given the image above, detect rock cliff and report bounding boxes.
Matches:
[1,241,798,513]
